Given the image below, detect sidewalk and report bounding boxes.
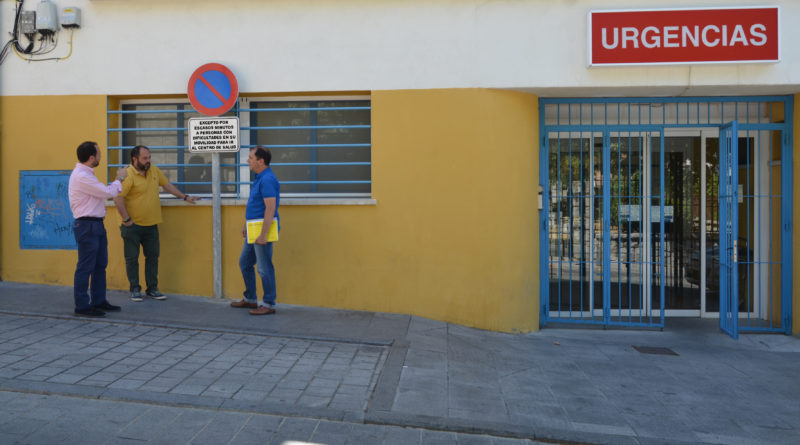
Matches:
[1,281,799,444]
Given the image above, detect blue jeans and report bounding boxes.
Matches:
[73,219,109,310]
[239,241,276,306]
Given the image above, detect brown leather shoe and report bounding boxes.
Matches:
[230,300,257,309]
[249,306,276,315]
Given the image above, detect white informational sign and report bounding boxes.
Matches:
[651,205,674,223]
[619,205,674,223]
[620,204,641,222]
[189,117,239,152]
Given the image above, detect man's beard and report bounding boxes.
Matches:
[134,160,151,171]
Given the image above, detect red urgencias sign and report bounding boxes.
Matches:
[588,7,779,66]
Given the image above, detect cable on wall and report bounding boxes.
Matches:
[1,0,79,65]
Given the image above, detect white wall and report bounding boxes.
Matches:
[1,0,798,97]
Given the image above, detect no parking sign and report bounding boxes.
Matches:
[187,63,239,116]
[187,63,240,152]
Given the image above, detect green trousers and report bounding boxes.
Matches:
[120,223,160,292]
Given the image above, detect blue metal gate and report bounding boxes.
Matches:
[719,121,739,338]
[540,97,793,334]
[542,128,665,328]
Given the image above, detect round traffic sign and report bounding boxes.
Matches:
[187,63,239,116]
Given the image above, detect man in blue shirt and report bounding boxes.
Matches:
[231,146,280,315]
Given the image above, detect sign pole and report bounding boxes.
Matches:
[187,63,240,301]
[212,152,222,298]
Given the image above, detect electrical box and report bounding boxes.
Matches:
[19,10,36,34]
[61,7,81,29]
[35,0,58,33]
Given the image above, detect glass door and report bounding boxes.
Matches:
[659,132,703,314]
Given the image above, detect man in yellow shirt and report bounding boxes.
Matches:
[114,145,199,301]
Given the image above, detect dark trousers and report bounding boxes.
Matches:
[120,223,160,292]
[73,219,109,310]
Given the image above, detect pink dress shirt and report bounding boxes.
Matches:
[68,162,122,219]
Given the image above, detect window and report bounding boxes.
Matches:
[107,97,372,198]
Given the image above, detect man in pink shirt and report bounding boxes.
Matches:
[68,141,129,317]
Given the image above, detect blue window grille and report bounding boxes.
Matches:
[540,96,793,335]
[107,98,371,198]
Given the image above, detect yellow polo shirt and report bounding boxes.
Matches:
[119,164,169,226]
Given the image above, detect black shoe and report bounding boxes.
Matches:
[94,301,121,312]
[146,289,167,300]
[131,287,144,302]
[74,308,106,318]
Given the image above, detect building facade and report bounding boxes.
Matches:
[1,0,798,335]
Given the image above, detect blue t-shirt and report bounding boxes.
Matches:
[245,168,280,221]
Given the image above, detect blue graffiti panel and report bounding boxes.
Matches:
[19,170,77,250]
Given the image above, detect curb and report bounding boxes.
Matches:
[0,310,392,347]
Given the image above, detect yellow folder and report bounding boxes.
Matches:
[246,218,279,244]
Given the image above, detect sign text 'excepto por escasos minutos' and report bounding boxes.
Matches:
[188,117,240,152]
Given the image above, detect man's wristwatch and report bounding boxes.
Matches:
[183,195,190,201]
[123,217,132,224]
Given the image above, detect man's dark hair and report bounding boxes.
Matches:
[130,145,149,162]
[76,141,98,163]
[252,146,271,165]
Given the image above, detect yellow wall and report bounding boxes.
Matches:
[0,89,541,333]
[1,95,109,284]
[280,89,541,332]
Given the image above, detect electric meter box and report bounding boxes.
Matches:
[19,10,36,34]
[61,7,81,28]
[35,1,59,33]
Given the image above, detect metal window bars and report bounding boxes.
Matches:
[106,99,372,198]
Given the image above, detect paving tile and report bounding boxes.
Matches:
[107,379,146,390]
[269,388,303,403]
[189,411,252,445]
[170,383,210,396]
[624,413,700,443]
[232,390,269,401]
[421,429,458,445]
[345,423,386,444]
[229,413,284,445]
[394,385,447,417]
[114,405,183,441]
[452,434,494,445]
[0,416,43,436]
[298,394,331,407]
[383,426,422,445]
[313,419,353,437]
[15,373,50,381]
[268,416,319,444]
[449,408,510,424]
[46,373,85,384]
[279,377,310,390]
[146,409,216,445]
[330,393,366,409]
